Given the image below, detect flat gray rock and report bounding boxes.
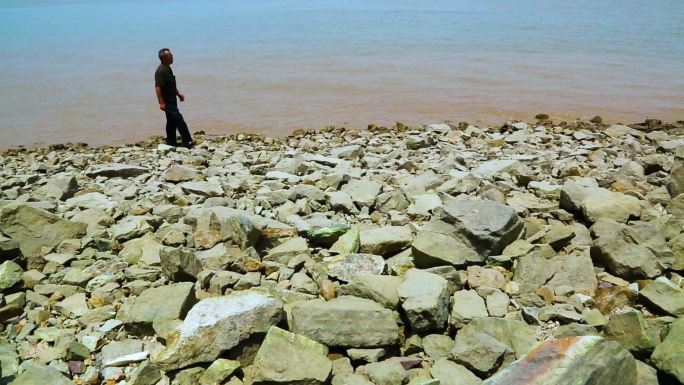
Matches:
[289,296,400,348]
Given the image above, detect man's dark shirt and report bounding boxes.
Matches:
[155,64,178,104]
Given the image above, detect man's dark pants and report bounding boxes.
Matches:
[164,103,192,147]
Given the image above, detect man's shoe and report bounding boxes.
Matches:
[182,141,193,149]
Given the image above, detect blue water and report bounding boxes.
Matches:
[1,0,683,147]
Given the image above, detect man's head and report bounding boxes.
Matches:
[158,48,173,65]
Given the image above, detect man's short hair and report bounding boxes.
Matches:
[158,48,170,61]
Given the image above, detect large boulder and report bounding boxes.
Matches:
[483,336,636,385]
[337,274,401,310]
[397,269,450,333]
[560,179,641,223]
[668,146,684,196]
[289,296,400,347]
[513,251,598,295]
[245,326,332,385]
[437,199,524,257]
[591,237,662,280]
[155,290,283,370]
[0,204,86,257]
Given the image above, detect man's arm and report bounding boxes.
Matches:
[155,87,166,111]
[176,89,185,102]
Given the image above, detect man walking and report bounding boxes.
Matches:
[155,48,193,148]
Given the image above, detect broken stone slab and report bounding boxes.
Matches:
[483,336,636,385]
[86,163,149,178]
[0,204,87,257]
[245,326,332,385]
[359,226,413,257]
[450,290,488,329]
[34,172,79,201]
[264,237,310,264]
[179,181,224,197]
[9,363,74,385]
[326,253,385,283]
[560,179,642,223]
[430,358,482,385]
[337,274,401,310]
[342,179,382,207]
[451,331,514,377]
[117,282,196,329]
[603,311,657,354]
[101,339,147,367]
[438,199,524,257]
[356,358,407,385]
[640,278,684,317]
[397,269,450,333]
[0,261,23,291]
[163,164,198,182]
[457,317,538,359]
[289,296,400,347]
[159,247,203,281]
[411,220,480,268]
[591,236,662,280]
[155,289,283,371]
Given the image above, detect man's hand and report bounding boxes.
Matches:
[178,93,185,102]
[159,102,167,111]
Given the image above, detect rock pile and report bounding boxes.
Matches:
[0,117,683,385]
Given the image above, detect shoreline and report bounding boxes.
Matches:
[3,115,683,154]
[1,116,684,383]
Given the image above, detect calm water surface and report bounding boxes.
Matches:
[1,0,683,148]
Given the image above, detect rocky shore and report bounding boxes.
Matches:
[1,117,684,385]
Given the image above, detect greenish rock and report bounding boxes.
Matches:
[347,348,386,363]
[128,361,162,385]
[541,225,575,251]
[359,226,413,257]
[326,253,385,283]
[421,334,455,361]
[225,215,260,249]
[159,247,203,281]
[438,199,525,257]
[0,261,23,291]
[9,363,73,385]
[669,152,684,196]
[640,278,684,317]
[668,231,684,270]
[264,237,310,264]
[651,319,684,383]
[330,226,360,255]
[356,359,406,385]
[636,361,659,385]
[289,296,400,347]
[411,224,478,268]
[483,336,636,385]
[591,237,662,280]
[397,269,450,333]
[430,359,482,385]
[246,326,331,385]
[65,341,90,361]
[457,317,537,359]
[603,311,657,354]
[117,282,196,328]
[0,341,19,380]
[54,292,89,318]
[172,367,205,385]
[155,290,283,371]
[560,180,641,223]
[307,225,351,246]
[450,290,488,329]
[198,359,240,385]
[338,274,401,310]
[331,374,375,385]
[0,204,87,257]
[451,332,514,376]
[101,339,146,367]
[553,324,599,339]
